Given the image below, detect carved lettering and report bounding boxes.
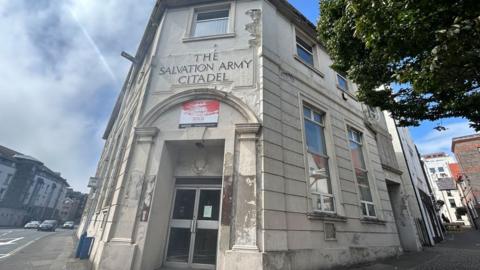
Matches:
[158,52,253,85]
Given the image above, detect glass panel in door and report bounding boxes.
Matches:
[166,189,196,263]
[193,189,220,265]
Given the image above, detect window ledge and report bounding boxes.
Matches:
[294,55,325,78]
[183,33,235,43]
[360,217,387,225]
[307,212,347,222]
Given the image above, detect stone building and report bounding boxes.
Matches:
[384,118,444,245]
[422,153,471,227]
[452,134,480,229]
[0,145,69,226]
[78,1,424,269]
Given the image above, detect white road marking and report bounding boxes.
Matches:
[0,231,12,238]
[0,234,51,261]
[0,237,24,246]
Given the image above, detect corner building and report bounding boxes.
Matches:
[81,1,423,269]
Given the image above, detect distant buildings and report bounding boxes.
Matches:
[452,134,480,229]
[59,188,88,223]
[422,153,471,227]
[0,144,85,226]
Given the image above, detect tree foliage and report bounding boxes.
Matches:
[318,0,480,130]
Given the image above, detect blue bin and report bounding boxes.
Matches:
[75,232,87,258]
[78,235,94,260]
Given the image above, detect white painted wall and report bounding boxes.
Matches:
[423,155,471,226]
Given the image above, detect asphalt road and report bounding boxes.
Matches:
[0,228,90,270]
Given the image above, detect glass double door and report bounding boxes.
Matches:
[165,186,221,269]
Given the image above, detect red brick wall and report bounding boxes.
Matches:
[453,138,480,201]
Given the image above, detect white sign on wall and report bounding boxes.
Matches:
[179,100,220,128]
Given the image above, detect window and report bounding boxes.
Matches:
[336,74,348,92]
[303,105,334,212]
[449,199,456,208]
[456,213,462,221]
[348,128,376,217]
[429,168,436,174]
[324,223,336,240]
[4,174,12,185]
[296,37,314,66]
[447,190,452,197]
[438,167,445,173]
[192,9,229,37]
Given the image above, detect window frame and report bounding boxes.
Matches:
[296,36,315,66]
[336,73,349,92]
[185,2,235,41]
[347,126,377,218]
[302,104,335,213]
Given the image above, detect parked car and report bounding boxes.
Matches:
[38,220,58,231]
[62,221,75,229]
[24,221,41,229]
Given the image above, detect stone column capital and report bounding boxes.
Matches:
[235,123,261,140]
[134,127,159,143]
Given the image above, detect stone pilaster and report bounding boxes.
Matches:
[232,123,261,251]
[97,127,158,270]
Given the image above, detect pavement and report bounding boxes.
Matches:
[344,229,480,270]
[0,228,91,270]
[0,228,478,270]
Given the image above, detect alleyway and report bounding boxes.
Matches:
[347,230,480,270]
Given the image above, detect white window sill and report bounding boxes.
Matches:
[183,33,235,43]
[307,212,347,222]
[294,55,325,78]
[360,217,386,225]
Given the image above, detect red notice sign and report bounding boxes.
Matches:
[179,100,220,128]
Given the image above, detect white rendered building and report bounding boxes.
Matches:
[422,153,471,226]
[78,1,424,269]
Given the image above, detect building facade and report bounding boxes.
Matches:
[59,188,88,223]
[384,118,444,245]
[0,145,70,226]
[452,134,480,229]
[422,153,471,227]
[79,1,423,269]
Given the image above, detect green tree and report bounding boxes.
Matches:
[318,0,480,130]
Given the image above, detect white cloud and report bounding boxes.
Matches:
[415,122,478,156]
[0,0,154,192]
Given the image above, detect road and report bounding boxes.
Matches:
[0,228,90,270]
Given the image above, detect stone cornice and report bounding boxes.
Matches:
[135,127,159,143]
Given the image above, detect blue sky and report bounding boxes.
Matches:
[0,0,475,192]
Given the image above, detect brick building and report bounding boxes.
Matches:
[452,134,480,229]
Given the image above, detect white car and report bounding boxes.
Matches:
[24,221,41,229]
